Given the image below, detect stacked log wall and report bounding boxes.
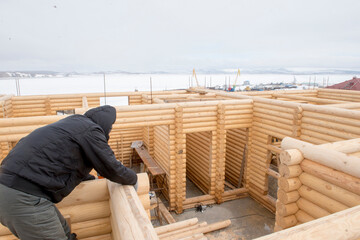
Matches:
[248,98,300,212]
[167,99,253,211]
[317,88,360,102]
[153,125,172,201]
[10,95,100,117]
[2,91,187,118]
[300,104,360,144]
[108,127,143,166]
[4,89,360,216]
[225,128,248,187]
[274,137,360,232]
[186,131,212,194]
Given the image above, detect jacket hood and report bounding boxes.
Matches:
[84,105,116,141]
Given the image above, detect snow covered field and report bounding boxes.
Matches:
[0,73,355,95]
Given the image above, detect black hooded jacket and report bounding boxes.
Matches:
[0,105,137,203]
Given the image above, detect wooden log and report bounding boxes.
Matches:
[276,201,298,217]
[72,217,111,239]
[252,96,301,108]
[58,201,110,224]
[266,144,282,154]
[0,115,64,127]
[273,93,346,104]
[253,107,294,120]
[278,177,301,192]
[253,205,360,240]
[302,111,360,128]
[161,220,231,240]
[275,214,297,229]
[252,126,288,140]
[158,223,207,239]
[253,117,293,131]
[0,225,11,236]
[300,103,360,120]
[279,149,303,166]
[319,138,360,154]
[299,173,360,207]
[253,102,296,114]
[136,172,150,196]
[159,222,207,240]
[0,235,18,240]
[324,102,360,109]
[267,169,280,179]
[281,137,360,178]
[299,134,327,145]
[279,164,302,178]
[108,181,158,240]
[176,233,207,240]
[117,109,175,118]
[155,218,198,235]
[301,123,360,140]
[300,159,360,195]
[298,185,347,213]
[57,179,109,208]
[318,87,360,94]
[277,190,300,204]
[253,112,294,125]
[301,117,360,136]
[80,233,112,240]
[296,198,330,219]
[295,210,314,224]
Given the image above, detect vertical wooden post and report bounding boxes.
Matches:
[215,103,226,203]
[174,106,186,213]
[45,97,51,115]
[143,126,154,157]
[209,130,217,196]
[244,128,251,188]
[292,106,302,138]
[168,124,177,210]
[1,100,5,118]
[82,96,89,108]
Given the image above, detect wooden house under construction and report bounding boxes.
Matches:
[1,87,360,239]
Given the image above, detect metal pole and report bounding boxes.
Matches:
[150,77,153,104]
[103,73,107,105]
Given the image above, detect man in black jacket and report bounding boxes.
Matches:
[0,105,138,240]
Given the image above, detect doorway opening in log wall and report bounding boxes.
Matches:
[225,128,249,190]
[185,131,211,199]
[266,136,281,201]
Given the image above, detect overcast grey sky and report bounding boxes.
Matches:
[0,0,359,72]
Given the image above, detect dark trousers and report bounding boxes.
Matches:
[0,183,70,240]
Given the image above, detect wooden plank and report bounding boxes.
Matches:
[135,146,166,176]
[158,199,176,224]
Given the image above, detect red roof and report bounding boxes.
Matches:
[327,77,360,91]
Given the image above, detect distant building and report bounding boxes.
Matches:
[327,77,360,91]
[243,80,250,86]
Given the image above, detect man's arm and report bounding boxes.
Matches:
[80,128,138,185]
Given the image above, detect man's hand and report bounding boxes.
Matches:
[82,174,95,181]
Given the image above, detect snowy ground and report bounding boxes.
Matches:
[0,73,355,105]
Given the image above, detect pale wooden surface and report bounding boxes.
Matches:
[281,137,360,178]
[108,180,159,240]
[253,205,360,240]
